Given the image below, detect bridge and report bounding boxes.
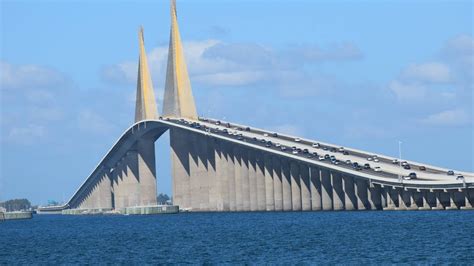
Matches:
[39,0,473,213]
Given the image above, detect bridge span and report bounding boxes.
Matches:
[38,0,473,213]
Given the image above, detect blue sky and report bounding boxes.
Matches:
[1,0,472,205]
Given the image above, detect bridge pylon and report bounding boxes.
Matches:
[162,0,198,120]
[135,27,159,122]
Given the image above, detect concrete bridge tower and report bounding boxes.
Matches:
[162,0,198,119]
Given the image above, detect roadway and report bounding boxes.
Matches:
[163,117,473,186]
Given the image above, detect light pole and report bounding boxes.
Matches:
[398,141,402,182]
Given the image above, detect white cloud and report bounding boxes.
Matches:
[421,108,470,127]
[388,80,426,102]
[287,42,363,62]
[100,39,363,90]
[194,71,267,87]
[0,61,70,90]
[77,110,117,135]
[441,34,474,70]
[7,124,46,144]
[400,62,451,83]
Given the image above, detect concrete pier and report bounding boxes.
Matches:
[290,161,302,211]
[300,164,311,211]
[273,157,283,211]
[264,154,275,211]
[321,169,332,210]
[310,167,322,211]
[281,159,292,211]
[331,172,344,211]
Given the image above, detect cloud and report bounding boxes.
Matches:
[77,110,117,135]
[400,62,451,83]
[388,80,426,102]
[100,62,137,85]
[286,42,363,62]
[208,25,230,37]
[421,108,470,127]
[0,61,70,91]
[387,35,473,110]
[441,34,474,70]
[7,124,46,144]
[100,39,363,90]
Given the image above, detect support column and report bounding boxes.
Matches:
[273,157,283,211]
[300,164,311,211]
[321,168,332,210]
[170,128,190,210]
[226,143,236,211]
[281,159,292,211]
[290,161,301,211]
[432,190,444,210]
[189,133,200,211]
[408,189,418,210]
[234,146,243,211]
[331,172,344,211]
[380,185,387,209]
[125,150,140,208]
[368,183,382,210]
[255,151,266,211]
[342,175,356,211]
[197,134,210,211]
[310,167,322,211]
[207,137,217,211]
[418,190,430,210]
[396,188,407,210]
[248,150,258,211]
[214,139,226,211]
[96,171,112,210]
[446,190,459,210]
[241,148,250,211]
[384,187,396,210]
[461,189,473,210]
[355,179,368,210]
[264,154,275,211]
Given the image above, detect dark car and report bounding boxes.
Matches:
[419,166,426,171]
[223,129,228,133]
[245,127,251,131]
[447,170,455,176]
[226,122,231,128]
[364,163,371,169]
[323,147,328,151]
[265,141,272,147]
[330,148,337,152]
[252,137,257,141]
[312,152,318,157]
[408,172,417,179]
[324,154,330,159]
[216,120,221,125]
[456,175,464,180]
[260,139,266,143]
[272,133,278,137]
[403,164,411,170]
[303,149,309,154]
[343,151,349,155]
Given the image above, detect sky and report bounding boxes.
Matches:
[0,0,473,205]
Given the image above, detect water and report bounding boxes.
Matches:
[1,211,473,264]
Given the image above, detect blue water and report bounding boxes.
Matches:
[1,211,473,264]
